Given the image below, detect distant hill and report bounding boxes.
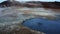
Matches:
[0,1,12,7]
[0,1,22,7]
[25,1,60,8]
[0,1,60,9]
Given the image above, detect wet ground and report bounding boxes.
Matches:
[0,7,60,34]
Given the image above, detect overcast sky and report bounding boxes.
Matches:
[0,0,60,3]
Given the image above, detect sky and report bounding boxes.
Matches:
[0,0,60,3]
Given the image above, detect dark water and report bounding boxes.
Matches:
[22,17,60,34]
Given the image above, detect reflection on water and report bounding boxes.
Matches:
[22,17,60,34]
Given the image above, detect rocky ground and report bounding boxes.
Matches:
[0,24,45,34]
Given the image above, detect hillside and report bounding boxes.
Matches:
[0,1,60,9]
